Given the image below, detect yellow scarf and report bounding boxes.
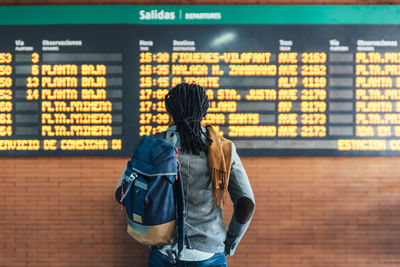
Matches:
[206,125,233,206]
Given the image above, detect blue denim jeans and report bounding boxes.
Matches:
[148,249,228,267]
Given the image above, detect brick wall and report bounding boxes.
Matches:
[1,1,400,267]
[1,156,399,267]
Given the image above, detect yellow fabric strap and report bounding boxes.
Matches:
[206,125,233,206]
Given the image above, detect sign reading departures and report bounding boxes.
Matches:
[2,5,400,156]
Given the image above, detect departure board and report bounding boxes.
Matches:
[3,5,400,156]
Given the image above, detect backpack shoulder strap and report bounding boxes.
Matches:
[173,149,191,259]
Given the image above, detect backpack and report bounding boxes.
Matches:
[115,135,186,254]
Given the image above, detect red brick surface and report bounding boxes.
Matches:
[0,156,399,266]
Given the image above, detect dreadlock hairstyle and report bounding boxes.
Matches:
[165,83,211,155]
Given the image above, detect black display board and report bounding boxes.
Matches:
[2,24,400,155]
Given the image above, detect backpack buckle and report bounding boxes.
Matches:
[120,172,138,203]
[128,172,138,182]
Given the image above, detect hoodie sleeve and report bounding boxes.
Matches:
[224,143,255,256]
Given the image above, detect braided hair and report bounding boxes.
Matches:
[165,83,211,155]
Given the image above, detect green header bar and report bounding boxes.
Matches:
[1,5,400,25]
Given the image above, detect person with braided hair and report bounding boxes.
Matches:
[148,83,255,267]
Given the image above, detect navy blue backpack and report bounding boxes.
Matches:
[115,136,186,254]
